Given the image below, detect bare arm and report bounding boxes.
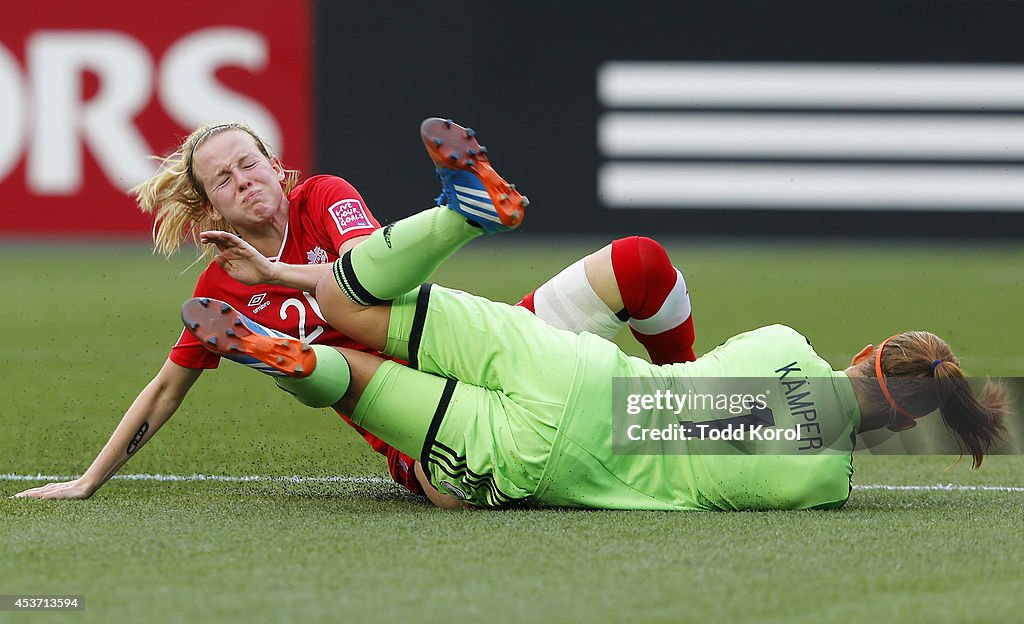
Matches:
[14,359,202,499]
[198,231,370,291]
[200,230,363,293]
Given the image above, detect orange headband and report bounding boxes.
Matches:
[875,336,925,431]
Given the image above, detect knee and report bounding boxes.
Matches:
[611,237,678,317]
[612,236,675,277]
[637,236,675,275]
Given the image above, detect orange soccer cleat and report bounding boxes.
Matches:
[420,117,528,234]
[181,297,316,378]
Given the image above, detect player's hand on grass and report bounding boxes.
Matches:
[13,478,94,500]
[200,230,279,286]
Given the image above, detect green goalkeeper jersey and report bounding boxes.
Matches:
[534,324,860,511]
[367,285,859,511]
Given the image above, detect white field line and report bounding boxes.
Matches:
[2,473,1022,492]
[854,484,1024,493]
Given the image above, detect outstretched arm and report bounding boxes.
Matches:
[200,230,330,292]
[14,359,201,499]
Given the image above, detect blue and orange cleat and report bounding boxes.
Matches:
[420,117,528,234]
[181,297,315,378]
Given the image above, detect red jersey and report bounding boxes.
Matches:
[169,175,424,495]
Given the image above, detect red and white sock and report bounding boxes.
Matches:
[611,236,696,365]
[517,236,696,365]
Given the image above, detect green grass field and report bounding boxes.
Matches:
[2,239,1023,623]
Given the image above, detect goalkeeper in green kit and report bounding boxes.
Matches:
[183,118,1010,511]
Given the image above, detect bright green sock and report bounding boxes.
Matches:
[274,345,351,408]
[334,206,480,304]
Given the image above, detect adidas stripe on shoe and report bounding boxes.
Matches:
[420,117,528,234]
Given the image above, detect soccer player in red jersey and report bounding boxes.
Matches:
[15,120,697,501]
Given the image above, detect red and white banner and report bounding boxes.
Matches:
[0,0,312,237]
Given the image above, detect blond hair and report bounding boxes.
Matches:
[133,121,301,262]
[855,330,1010,468]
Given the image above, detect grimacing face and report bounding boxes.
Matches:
[191,130,287,230]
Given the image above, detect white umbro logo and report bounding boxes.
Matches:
[248,293,267,307]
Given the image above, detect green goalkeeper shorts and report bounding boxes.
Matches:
[351,284,575,507]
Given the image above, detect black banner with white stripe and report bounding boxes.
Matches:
[599,63,1024,211]
[316,0,1024,238]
